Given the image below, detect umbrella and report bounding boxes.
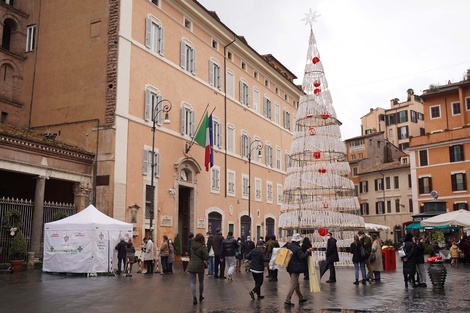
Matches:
[421,209,470,228]
[318,259,329,279]
[365,223,390,232]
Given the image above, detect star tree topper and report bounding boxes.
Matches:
[302,9,321,28]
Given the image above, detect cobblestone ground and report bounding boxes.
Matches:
[1,259,469,313]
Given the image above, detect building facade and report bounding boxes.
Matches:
[1,0,302,255]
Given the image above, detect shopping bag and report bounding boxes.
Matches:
[274,247,292,269]
[308,256,321,293]
[269,247,281,270]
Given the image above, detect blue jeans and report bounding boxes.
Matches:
[208,256,215,275]
[354,262,366,280]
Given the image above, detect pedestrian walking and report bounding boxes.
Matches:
[246,240,270,300]
[301,237,312,280]
[143,237,154,274]
[267,235,280,281]
[350,235,367,284]
[212,228,225,278]
[243,236,255,272]
[221,231,238,281]
[370,233,383,282]
[206,231,215,275]
[160,235,170,274]
[284,233,311,306]
[325,232,339,283]
[358,230,374,283]
[235,237,243,272]
[115,237,127,275]
[402,233,417,288]
[450,241,462,267]
[188,233,209,305]
[125,239,136,277]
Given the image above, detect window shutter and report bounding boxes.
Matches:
[217,65,221,90]
[359,182,363,194]
[449,146,454,162]
[463,174,467,190]
[217,123,222,147]
[239,80,243,102]
[190,110,195,136]
[263,98,267,117]
[181,108,186,135]
[145,88,151,121]
[375,179,378,191]
[180,41,185,68]
[145,17,152,48]
[159,27,165,55]
[191,48,196,74]
[155,152,160,177]
[375,202,379,214]
[142,149,148,176]
[209,61,214,86]
[418,178,423,194]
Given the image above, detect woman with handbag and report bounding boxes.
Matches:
[350,235,367,284]
[370,233,384,282]
[188,233,209,305]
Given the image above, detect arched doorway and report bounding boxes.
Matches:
[208,212,222,235]
[240,215,250,240]
[265,217,275,237]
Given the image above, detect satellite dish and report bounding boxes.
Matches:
[430,190,438,199]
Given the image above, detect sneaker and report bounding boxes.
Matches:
[326,279,336,283]
[257,295,265,299]
[228,275,233,282]
[353,280,359,285]
[299,298,308,303]
[420,283,427,288]
[219,276,226,279]
[249,291,255,300]
[284,301,294,306]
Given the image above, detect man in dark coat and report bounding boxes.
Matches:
[402,233,417,288]
[358,230,374,283]
[246,240,270,300]
[415,237,427,287]
[206,231,214,275]
[212,228,225,278]
[115,237,128,274]
[221,231,238,281]
[325,232,339,283]
[284,233,311,306]
[243,236,255,272]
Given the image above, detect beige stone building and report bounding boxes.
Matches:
[1,0,302,255]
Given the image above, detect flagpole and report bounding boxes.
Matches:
[185,105,216,153]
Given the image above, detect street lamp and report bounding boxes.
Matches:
[247,139,263,238]
[150,99,172,241]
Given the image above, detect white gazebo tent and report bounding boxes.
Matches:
[421,209,470,228]
[365,223,391,232]
[43,205,133,274]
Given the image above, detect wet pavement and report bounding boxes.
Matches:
[1,257,470,313]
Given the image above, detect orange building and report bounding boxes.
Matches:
[1,0,302,256]
[409,72,470,213]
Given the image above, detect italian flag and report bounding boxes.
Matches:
[194,112,214,171]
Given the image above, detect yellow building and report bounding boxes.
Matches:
[0,0,302,254]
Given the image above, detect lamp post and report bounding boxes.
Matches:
[247,139,263,238]
[150,99,172,241]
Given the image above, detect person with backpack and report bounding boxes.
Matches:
[284,233,311,306]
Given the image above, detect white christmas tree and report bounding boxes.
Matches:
[279,10,364,265]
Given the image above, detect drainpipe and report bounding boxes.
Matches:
[223,37,236,197]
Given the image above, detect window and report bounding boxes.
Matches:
[227,51,232,60]
[226,71,234,97]
[376,201,385,214]
[142,149,160,177]
[265,144,273,167]
[395,199,401,213]
[408,174,412,188]
[399,143,409,151]
[411,110,418,123]
[374,178,384,191]
[398,126,408,139]
[145,16,164,55]
[449,144,464,162]
[352,167,358,176]
[212,118,223,148]
[360,181,368,193]
[211,39,218,49]
[283,110,291,130]
[253,89,260,113]
[145,184,154,219]
[241,62,246,70]
[266,181,273,203]
[354,185,359,196]
[180,40,196,73]
[242,174,249,199]
[285,152,291,170]
[180,105,195,136]
[452,101,461,115]
[240,80,249,106]
[144,86,162,123]
[227,125,234,153]
[360,203,369,215]
[1,112,7,124]
[276,147,281,170]
[211,167,220,192]
[263,97,272,120]
[466,97,470,111]
[209,60,221,89]
[26,25,36,52]
[398,110,408,123]
[387,200,392,213]
[358,153,363,159]
[150,0,160,6]
[409,198,413,213]
[419,150,428,166]
[385,177,391,189]
[184,18,192,30]
[430,105,441,119]
[386,113,396,125]
[418,176,432,194]
[241,133,250,158]
[254,71,258,80]
[394,176,399,189]
[274,103,280,124]
[264,79,269,87]
[454,202,468,211]
[389,129,393,137]
[351,154,356,161]
[255,178,262,201]
[277,184,283,205]
[451,173,467,192]
[227,170,235,196]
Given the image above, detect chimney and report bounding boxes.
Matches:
[467,69,470,81]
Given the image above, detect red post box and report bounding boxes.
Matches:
[382,248,396,271]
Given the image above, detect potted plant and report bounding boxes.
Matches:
[9,231,27,272]
[174,233,182,263]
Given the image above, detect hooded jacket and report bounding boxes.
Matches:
[187,241,209,273]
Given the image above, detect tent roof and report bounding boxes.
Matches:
[421,209,470,228]
[45,205,132,230]
[365,223,390,232]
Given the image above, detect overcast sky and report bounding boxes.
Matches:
[197,0,470,139]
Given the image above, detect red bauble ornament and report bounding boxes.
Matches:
[314,88,321,95]
[318,168,326,174]
[308,127,316,136]
[321,112,329,120]
[319,228,328,236]
[312,56,320,64]
[306,114,313,118]
[313,80,321,87]
[314,152,321,159]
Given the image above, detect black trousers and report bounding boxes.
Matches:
[214,255,225,277]
[327,261,336,280]
[251,271,264,295]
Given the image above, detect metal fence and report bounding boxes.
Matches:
[0,197,76,263]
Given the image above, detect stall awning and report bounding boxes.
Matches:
[405,222,422,230]
[405,222,459,231]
